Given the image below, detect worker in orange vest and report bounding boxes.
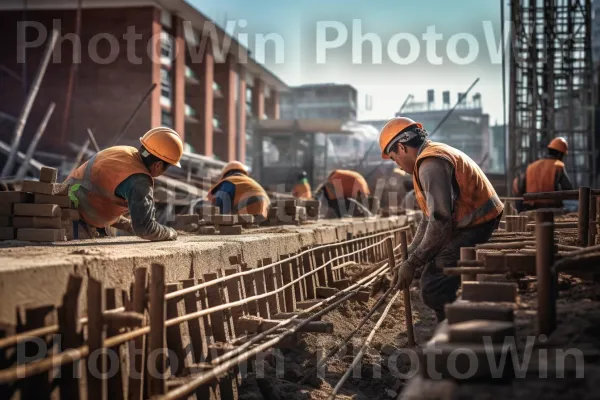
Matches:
[512,137,573,211]
[379,117,504,321]
[292,171,312,199]
[208,161,270,222]
[66,127,182,241]
[316,169,372,218]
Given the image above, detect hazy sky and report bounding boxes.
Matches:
[191,0,508,125]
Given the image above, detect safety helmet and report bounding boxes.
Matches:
[139,127,183,167]
[221,161,249,179]
[548,137,568,154]
[378,117,423,159]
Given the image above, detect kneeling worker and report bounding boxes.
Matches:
[316,169,372,218]
[512,137,573,211]
[66,127,182,241]
[379,117,503,321]
[292,171,312,199]
[208,161,270,222]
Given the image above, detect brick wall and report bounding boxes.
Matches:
[0,6,158,156]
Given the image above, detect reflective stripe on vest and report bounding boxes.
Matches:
[524,159,564,207]
[413,141,503,228]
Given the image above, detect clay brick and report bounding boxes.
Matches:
[0,191,33,205]
[351,290,371,303]
[284,206,302,216]
[61,209,80,221]
[175,214,199,225]
[63,221,74,240]
[33,194,71,208]
[283,199,297,208]
[219,225,243,235]
[445,302,514,324]
[237,214,255,224]
[211,214,238,225]
[0,215,11,227]
[0,202,12,216]
[39,167,58,183]
[14,204,60,218]
[316,287,338,298]
[198,205,219,217]
[13,217,62,229]
[461,282,518,303]
[268,208,279,218]
[198,226,216,235]
[0,227,15,240]
[448,320,516,344]
[304,200,320,208]
[22,181,69,196]
[17,228,66,242]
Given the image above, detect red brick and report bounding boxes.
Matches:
[14,204,61,218]
[198,206,219,218]
[448,320,516,344]
[219,225,242,235]
[0,202,12,216]
[0,227,15,240]
[61,209,80,221]
[63,221,74,240]
[175,214,199,225]
[33,194,71,208]
[17,228,66,242]
[0,215,11,227]
[39,167,58,183]
[461,282,518,303]
[198,226,216,235]
[13,217,62,229]
[0,191,33,204]
[211,214,238,225]
[22,181,69,196]
[445,302,514,324]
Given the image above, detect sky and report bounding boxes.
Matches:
[190,0,509,125]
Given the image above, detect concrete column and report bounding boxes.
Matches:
[171,16,186,139]
[150,8,162,128]
[252,78,265,120]
[238,67,247,163]
[266,89,280,120]
[191,43,214,156]
[214,56,237,161]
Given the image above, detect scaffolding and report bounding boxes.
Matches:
[509,0,595,188]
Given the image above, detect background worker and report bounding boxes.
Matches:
[379,117,503,321]
[292,171,312,199]
[208,161,270,222]
[316,169,373,218]
[512,137,573,211]
[66,127,181,241]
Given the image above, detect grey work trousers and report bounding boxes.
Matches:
[420,215,502,322]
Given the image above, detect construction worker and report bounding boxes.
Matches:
[379,117,504,321]
[292,171,312,199]
[65,127,182,241]
[512,137,573,211]
[208,161,270,222]
[316,169,373,218]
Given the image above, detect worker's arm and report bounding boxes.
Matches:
[114,174,177,241]
[211,181,236,214]
[396,158,455,289]
[556,168,574,191]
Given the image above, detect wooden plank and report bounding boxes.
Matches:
[224,268,244,337]
[301,249,316,299]
[262,258,279,315]
[253,266,271,318]
[314,249,327,286]
[165,283,186,376]
[128,268,147,400]
[181,278,205,364]
[58,275,83,400]
[274,257,286,313]
[241,267,258,316]
[105,288,125,400]
[148,263,166,397]
[87,278,106,400]
[324,248,335,285]
[290,255,304,303]
[280,257,296,312]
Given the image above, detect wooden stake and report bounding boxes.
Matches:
[148,263,166,396]
[87,278,106,400]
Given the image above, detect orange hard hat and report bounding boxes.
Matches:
[548,137,568,154]
[378,117,423,159]
[221,161,249,179]
[139,127,183,167]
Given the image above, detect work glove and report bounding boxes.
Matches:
[393,260,416,291]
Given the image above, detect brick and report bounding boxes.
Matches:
[448,320,516,344]
[0,227,15,240]
[17,228,66,242]
[0,202,12,216]
[198,205,219,217]
[198,226,216,235]
[39,167,58,183]
[22,181,69,196]
[316,287,338,298]
[0,215,11,227]
[284,206,302,216]
[237,214,255,224]
[283,199,297,208]
[211,214,238,225]
[461,282,518,303]
[268,207,279,218]
[14,204,60,218]
[13,217,62,229]
[445,302,514,324]
[304,200,320,208]
[61,209,80,221]
[219,225,243,235]
[175,214,199,225]
[63,221,74,240]
[0,191,33,205]
[33,194,71,208]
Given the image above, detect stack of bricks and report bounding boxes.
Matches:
[266,199,307,226]
[302,199,320,221]
[0,167,78,242]
[210,214,243,235]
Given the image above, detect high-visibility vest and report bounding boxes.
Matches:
[65,146,152,228]
[413,141,503,228]
[524,158,565,207]
[208,174,270,219]
[292,180,312,199]
[323,170,370,201]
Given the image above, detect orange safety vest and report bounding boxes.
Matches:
[65,146,152,228]
[413,141,503,228]
[323,170,370,201]
[208,174,270,219]
[292,180,312,199]
[524,158,564,207]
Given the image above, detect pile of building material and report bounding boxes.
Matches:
[0,167,79,242]
[265,199,319,226]
[173,205,259,235]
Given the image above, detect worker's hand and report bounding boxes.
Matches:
[394,261,416,291]
[167,228,178,241]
